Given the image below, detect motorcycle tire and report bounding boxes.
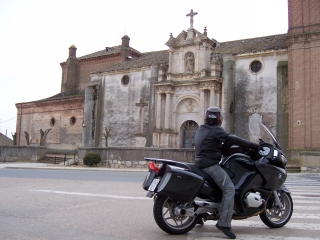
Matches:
[153,194,197,234]
[259,191,293,228]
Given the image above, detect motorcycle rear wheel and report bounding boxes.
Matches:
[153,194,197,234]
[259,191,293,228]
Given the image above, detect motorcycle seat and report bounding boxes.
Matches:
[186,163,217,187]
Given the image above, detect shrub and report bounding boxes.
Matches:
[83,152,101,167]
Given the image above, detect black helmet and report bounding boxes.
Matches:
[204,106,224,125]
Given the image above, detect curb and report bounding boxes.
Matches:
[4,166,148,172]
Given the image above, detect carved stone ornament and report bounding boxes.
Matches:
[186,100,195,112]
[185,52,195,72]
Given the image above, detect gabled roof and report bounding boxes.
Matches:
[165,30,187,46]
[93,33,287,74]
[92,50,169,73]
[78,45,141,60]
[42,90,84,101]
[165,29,216,47]
[214,34,287,55]
[26,33,288,104]
[16,90,84,105]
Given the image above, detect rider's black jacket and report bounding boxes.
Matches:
[194,123,257,169]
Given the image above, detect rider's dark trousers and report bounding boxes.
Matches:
[202,164,235,228]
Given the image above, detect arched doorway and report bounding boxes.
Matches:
[181,120,199,148]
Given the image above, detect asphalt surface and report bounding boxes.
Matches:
[1,162,319,177]
[1,162,320,240]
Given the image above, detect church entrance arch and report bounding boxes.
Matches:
[181,120,199,148]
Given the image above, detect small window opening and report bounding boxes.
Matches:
[121,75,130,85]
[250,60,262,73]
[70,116,76,125]
[50,117,55,127]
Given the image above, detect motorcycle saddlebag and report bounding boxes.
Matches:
[156,164,204,203]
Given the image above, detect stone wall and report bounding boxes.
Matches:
[78,147,195,168]
[16,97,83,150]
[300,151,320,172]
[0,146,46,162]
[233,52,288,139]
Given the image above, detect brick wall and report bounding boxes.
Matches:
[78,56,121,90]
[288,0,320,35]
[287,0,320,158]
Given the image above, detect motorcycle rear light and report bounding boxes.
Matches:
[149,161,163,172]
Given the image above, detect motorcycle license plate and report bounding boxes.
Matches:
[148,178,160,192]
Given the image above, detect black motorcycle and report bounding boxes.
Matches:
[142,122,293,234]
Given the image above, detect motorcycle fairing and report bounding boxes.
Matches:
[219,154,266,215]
[255,159,287,190]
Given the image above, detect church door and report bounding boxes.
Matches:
[182,121,199,148]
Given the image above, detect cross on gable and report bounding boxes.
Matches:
[186,9,198,28]
[135,99,148,107]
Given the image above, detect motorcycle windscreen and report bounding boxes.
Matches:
[157,165,204,203]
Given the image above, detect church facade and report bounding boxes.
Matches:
[15,0,320,162]
[83,26,287,151]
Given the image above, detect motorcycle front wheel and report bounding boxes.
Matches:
[153,194,197,234]
[259,190,293,228]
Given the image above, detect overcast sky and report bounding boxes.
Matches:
[0,0,288,138]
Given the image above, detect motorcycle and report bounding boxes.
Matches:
[142,122,293,234]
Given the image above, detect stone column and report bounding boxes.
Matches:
[164,93,171,129]
[156,93,161,129]
[216,91,220,108]
[203,45,207,71]
[209,88,215,106]
[199,89,205,123]
[222,54,235,133]
[168,50,173,73]
[82,76,102,147]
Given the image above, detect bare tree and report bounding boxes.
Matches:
[24,131,30,146]
[40,128,52,146]
[102,126,111,147]
[11,132,17,145]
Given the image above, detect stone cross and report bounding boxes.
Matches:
[135,99,148,133]
[186,9,198,28]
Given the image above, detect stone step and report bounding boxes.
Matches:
[286,166,300,173]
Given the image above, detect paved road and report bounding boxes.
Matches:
[1,165,320,239]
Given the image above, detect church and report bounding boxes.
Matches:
[15,0,320,163]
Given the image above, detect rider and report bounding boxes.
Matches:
[194,106,262,239]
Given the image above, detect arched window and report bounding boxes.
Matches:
[181,120,199,148]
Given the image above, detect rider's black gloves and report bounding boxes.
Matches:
[251,143,263,152]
